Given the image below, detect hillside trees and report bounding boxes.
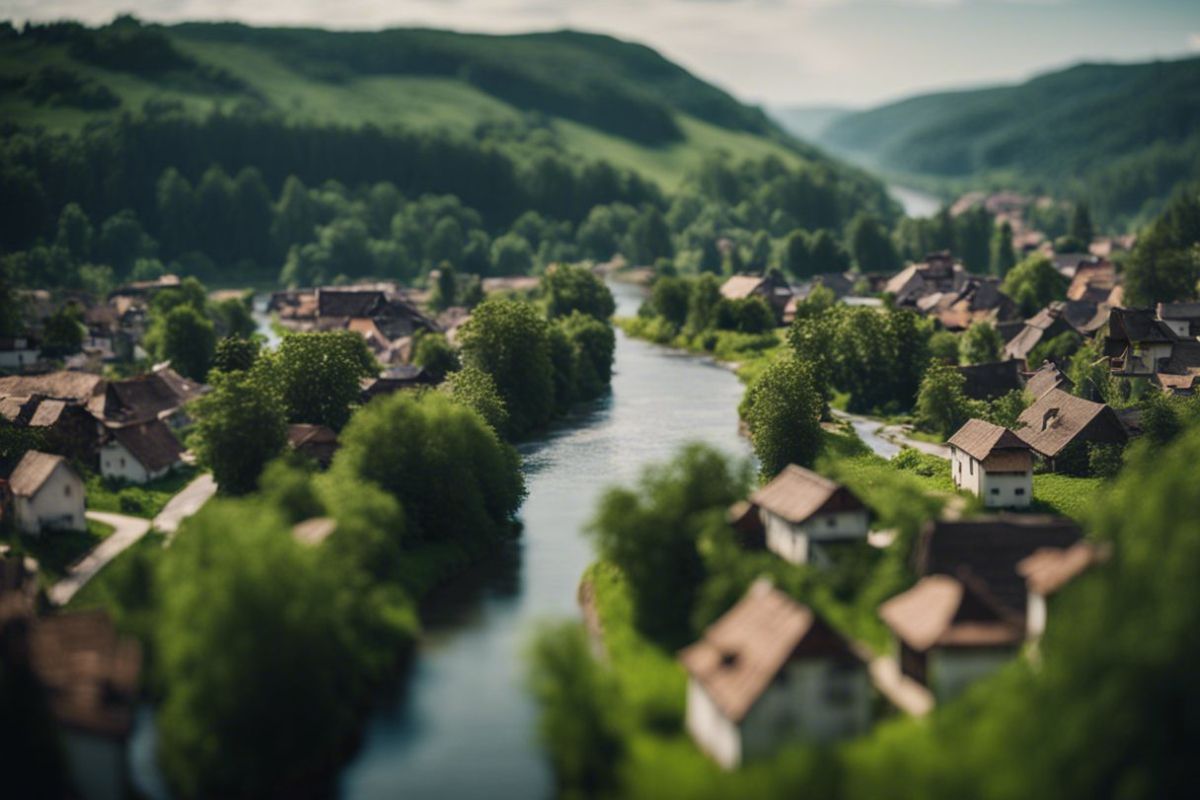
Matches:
[192,370,287,495]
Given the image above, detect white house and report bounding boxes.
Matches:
[947,419,1034,508]
[100,420,184,484]
[1018,542,1107,641]
[0,336,41,370]
[879,573,1025,703]
[7,450,86,535]
[679,581,871,768]
[750,465,870,566]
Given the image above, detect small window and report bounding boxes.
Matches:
[1015,488,1026,496]
[120,457,126,468]
[827,517,837,527]
[64,485,71,498]
[969,460,974,475]
[990,488,1000,495]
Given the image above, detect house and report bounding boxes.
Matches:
[884,252,967,307]
[1003,302,1081,365]
[719,273,793,321]
[956,360,1024,401]
[1066,259,1120,305]
[947,420,1033,508]
[679,581,871,768]
[25,610,143,800]
[103,365,205,428]
[1156,302,1200,340]
[879,572,1025,702]
[1024,360,1073,400]
[286,424,339,467]
[1015,389,1128,470]
[925,278,1018,332]
[99,420,184,484]
[6,450,86,535]
[0,371,108,417]
[1103,307,1179,376]
[0,336,41,371]
[360,365,439,401]
[748,465,870,566]
[1018,541,1107,640]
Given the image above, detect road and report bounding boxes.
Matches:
[833,410,950,460]
[48,511,151,606]
[155,473,218,536]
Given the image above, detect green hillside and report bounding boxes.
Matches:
[820,56,1200,225]
[0,18,821,189]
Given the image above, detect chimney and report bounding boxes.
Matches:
[1042,408,1059,431]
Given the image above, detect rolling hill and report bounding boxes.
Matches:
[820,56,1200,225]
[0,18,833,189]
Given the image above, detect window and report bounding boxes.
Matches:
[120,457,126,468]
[1015,488,1026,496]
[827,517,837,527]
[969,460,974,476]
[990,488,1000,495]
[64,485,71,498]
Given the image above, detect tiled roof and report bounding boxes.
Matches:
[751,465,863,525]
[719,275,767,300]
[879,573,1025,652]
[1018,541,1108,597]
[8,450,71,497]
[110,420,184,473]
[947,419,1030,462]
[0,371,105,405]
[1024,361,1073,399]
[1015,388,1127,458]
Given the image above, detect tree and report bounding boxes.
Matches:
[807,229,852,275]
[1028,330,1082,369]
[1069,201,1094,248]
[915,360,972,437]
[330,391,524,543]
[685,273,723,334]
[211,336,261,374]
[956,206,993,273]
[740,355,824,477]
[542,265,615,321]
[156,168,196,257]
[648,275,690,329]
[271,176,316,254]
[959,322,1004,365]
[231,167,274,265]
[558,311,615,401]
[847,213,900,273]
[212,296,256,340]
[257,332,377,430]
[156,501,409,798]
[41,304,84,357]
[1067,338,1113,403]
[526,622,625,798]
[195,165,234,262]
[458,298,556,436]
[431,262,458,310]
[1124,184,1200,306]
[428,217,465,267]
[626,206,673,265]
[96,210,156,275]
[443,366,509,435]
[990,221,1016,276]
[192,370,287,494]
[781,229,816,278]
[490,232,534,275]
[54,203,92,263]
[1001,254,1068,317]
[146,305,216,381]
[589,444,748,646]
[411,332,460,379]
[929,330,960,364]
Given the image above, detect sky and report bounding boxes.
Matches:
[3,1,1199,108]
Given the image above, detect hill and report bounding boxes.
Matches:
[770,104,850,142]
[820,56,1200,226]
[0,17,830,189]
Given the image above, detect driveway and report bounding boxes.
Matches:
[48,511,152,606]
[155,473,218,536]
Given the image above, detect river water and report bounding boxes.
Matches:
[888,184,942,218]
[239,280,744,799]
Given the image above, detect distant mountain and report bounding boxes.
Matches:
[770,105,850,142]
[820,56,1200,225]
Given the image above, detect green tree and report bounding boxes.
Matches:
[212,296,256,340]
[1124,185,1200,305]
[959,322,1004,365]
[929,330,960,364]
[271,176,316,254]
[96,210,156,276]
[146,305,216,381]
[543,265,616,321]
[257,331,377,430]
[684,273,723,334]
[1067,338,1113,403]
[1028,330,1082,369]
[847,213,900,272]
[490,232,534,276]
[956,206,993,273]
[558,311,616,401]
[740,355,824,477]
[1001,254,1068,317]
[458,298,556,436]
[781,229,815,278]
[990,221,1016,276]
[54,202,92,263]
[156,168,196,256]
[41,304,84,357]
[626,206,673,265]
[192,370,287,494]
[412,331,460,379]
[589,444,749,646]
[915,359,973,438]
[1069,201,1094,247]
[443,365,510,435]
[648,275,690,329]
[807,229,852,275]
[431,263,458,310]
[211,336,261,374]
[331,391,525,543]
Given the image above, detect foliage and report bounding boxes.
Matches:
[411,332,460,379]
[144,304,216,381]
[210,335,261,374]
[958,322,1003,365]
[256,331,377,430]
[558,311,617,402]
[192,369,288,495]
[1123,184,1200,306]
[846,212,900,273]
[543,264,616,321]
[588,444,750,647]
[84,467,198,519]
[914,360,973,439]
[740,355,824,477]
[1027,330,1082,370]
[928,330,960,364]
[1001,254,1067,318]
[1066,338,1114,403]
[442,366,510,435]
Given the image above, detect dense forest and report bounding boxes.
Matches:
[0,17,896,291]
[820,56,1200,227]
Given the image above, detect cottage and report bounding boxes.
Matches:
[679,581,871,768]
[749,465,870,566]
[0,336,41,371]
[948,420,1033,507]
[1156,302,1200,339]
[99,420,184,484]
[0,371,108,416]
[6,450,86,535]
[719,273,793,321]
[286,423,339,467]
[879,572,1025,702]
[1018,541,1107,640]
[1015,388,1128,470]
[1103,307,1179,376]
[103,365,205,427]
[1066,258,1120,304]
[1003,302,1081,365]
[884,252,967,307]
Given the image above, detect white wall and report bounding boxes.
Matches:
[980,470,1032,508]
[0,346,40,369]
[762,509,870,566]
[1162,319,1190,338]
[14,463,85,535]
[63,731,127,800]
[1026,591,1048,640]
[928,648,1015,703]
[99,441,168,485]
[686,679,741,769]
[952,448,981,494]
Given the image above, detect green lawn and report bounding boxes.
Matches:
[1030,473,1105,523]
[0,518,115,585]
[85,466,199,519]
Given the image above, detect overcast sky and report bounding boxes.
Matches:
[4,1,1199,107]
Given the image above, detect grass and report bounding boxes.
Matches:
[0,518,115,585]
[85,466,198,519]
[1030,473,1105,523]
[616,316,784,384]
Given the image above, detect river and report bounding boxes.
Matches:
[888,184,942,219]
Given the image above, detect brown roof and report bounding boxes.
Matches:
[1018,541,1108,596]
[1024,361,1073,399]
[751,465,864,524]
[1015,388,1127,458]
[720,274,767,300]
[110,420,184,473]
[29,610,142,737]
[956,360,1024,401]
[879,573,1025,652]
[0,371,105,405]
[28,398,67,427]
[106,368,203,424]
[915,514,1082,613]
[678,581,861,722]
[8,450,73,497]
[947,419,1031,462]
[286,423,338,448]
